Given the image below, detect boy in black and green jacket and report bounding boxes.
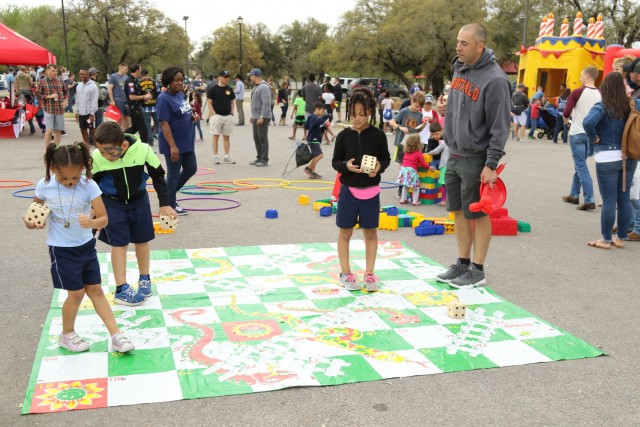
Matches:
[92,121,176,306]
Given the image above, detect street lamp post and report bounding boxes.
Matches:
[237,16,243,77]
[183,16,189,77]
[61,0,70,69]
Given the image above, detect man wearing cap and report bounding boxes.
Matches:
[248,69,272,166]
[206,70,236,164]
[234,74,245,126]
[74,68,99,145]
[123,63,151,143]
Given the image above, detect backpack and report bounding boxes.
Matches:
[383,108,392,120]
[621,98,640,191]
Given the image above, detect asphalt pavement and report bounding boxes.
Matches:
[1,111,637,426]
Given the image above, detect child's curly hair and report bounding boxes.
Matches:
[403,134,423,153]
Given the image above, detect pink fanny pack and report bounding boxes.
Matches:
[348,185,381,200]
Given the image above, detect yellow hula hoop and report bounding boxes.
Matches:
[280,180,334,190]
[233,178,290,188]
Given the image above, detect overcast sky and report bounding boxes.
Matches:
[8,0,357,47]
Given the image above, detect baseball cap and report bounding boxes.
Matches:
[88,67,100,74]
[219,70,230,77]
[248,68,262,77]
[623,58,640,73]
[424,95,434,104]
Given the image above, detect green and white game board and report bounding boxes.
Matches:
[22,241,602,414]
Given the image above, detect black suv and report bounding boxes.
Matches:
[347,78,408,98]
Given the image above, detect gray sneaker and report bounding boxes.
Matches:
[436,260,469,283]
[223,157,236,164]
[339,273,361,291]
[449,264,486,289]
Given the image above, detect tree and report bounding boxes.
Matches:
[250,23,286,79]
[67,0,188,75]
[279,19,330,83]
[208,22,265,76]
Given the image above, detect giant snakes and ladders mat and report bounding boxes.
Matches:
[22,241,603,414]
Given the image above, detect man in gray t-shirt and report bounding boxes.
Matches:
[301,74,322,118]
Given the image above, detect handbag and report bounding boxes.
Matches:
[511,105,524,115]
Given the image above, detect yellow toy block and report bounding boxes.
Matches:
[313,201,331,211]
[378,213,398,231]
[153,222,175,234]
[448,212,455,221]
[411,216,426,227]
[423,153,433,163]
[298,195,310,205]
[434,220,455,234]
[424,216,448,223]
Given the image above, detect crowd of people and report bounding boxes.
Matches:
[13,21,640,355]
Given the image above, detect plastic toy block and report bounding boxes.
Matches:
[361,155,377,174]
[418,219,434,227]
[386,207,399,217]
[490,208,509,218]
[517,220,531,232]
[415,225,435,236]
[378,213,398,231]
[313,201,332,211]
[447,301,466,319]
[159,215,178,231]
[332,202,338,214]
[153,222,175,234]
[423,153,433,163]
[491,216,517,236]
[411,216,426,227]
[24,202,50,227]
[415,222,444,236]
[434,220,455,234]
[425,170,440,178]
[316,198,333,204]
[319,206,332,217]
[448,212,455,221]
[398,214,413,227]
[298,195,310,205]
[265,209,279,219]
[397,208,409,214]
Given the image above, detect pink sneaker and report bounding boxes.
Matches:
[363,273,379,292]
[59,331,90,352]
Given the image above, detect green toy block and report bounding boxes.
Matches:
[517,220,531,232]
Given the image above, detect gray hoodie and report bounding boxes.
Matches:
[250,80,273,120]
[443,48,511,164]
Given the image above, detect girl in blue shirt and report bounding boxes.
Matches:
[25,143,134,353]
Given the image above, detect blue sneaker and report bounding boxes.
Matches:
[114,284,145,306]
[138,279,152,300]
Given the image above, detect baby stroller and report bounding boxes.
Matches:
[537,108,556,140]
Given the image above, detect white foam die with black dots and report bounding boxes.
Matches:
[159,215,178,231]
[361,155,377,174]
[447,301,467,319]
[25,202,51,227]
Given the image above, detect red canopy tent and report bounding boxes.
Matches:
[0,22,56,66]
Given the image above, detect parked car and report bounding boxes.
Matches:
[337,77,356,95]
[347,78,408,98]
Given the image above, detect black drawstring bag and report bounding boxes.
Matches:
[282,142,314,177]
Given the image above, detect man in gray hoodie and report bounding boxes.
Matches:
[436,23,511,289]
[248,69,272,166]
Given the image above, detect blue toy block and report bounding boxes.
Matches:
[319,206,333,217]
[415,224,436,236]
[386,207,399,217]
[265,209,278,219]
[434,224,445,234]
[418,219,434,227]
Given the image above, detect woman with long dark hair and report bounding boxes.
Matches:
[156,66,197,216]
[583,72,639,249]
